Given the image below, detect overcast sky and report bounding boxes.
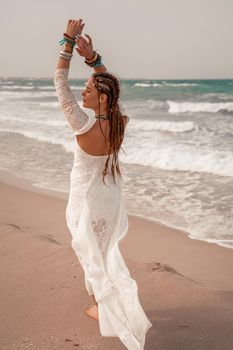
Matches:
[1,0,233,79]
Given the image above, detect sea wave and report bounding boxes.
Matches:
[129,119,195,133]
[202,93,233,100]
[162,82,198,87]
[1,85,35,90]
[134,82,198,88]
[147,100,166,110]
[122,138,233,177]
[37,85,84,91]
[134,83,161,87]
[1,126,231,178]
[0,81,15,85]
[0,90,58,98]
[168,100,233,114]
[0,115,67,127]
[0,128,73,153]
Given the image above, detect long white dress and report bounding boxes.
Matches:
[54,68,153,349]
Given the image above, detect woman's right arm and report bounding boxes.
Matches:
[54,19,96,135]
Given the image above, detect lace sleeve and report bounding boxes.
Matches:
[54,68,95,135]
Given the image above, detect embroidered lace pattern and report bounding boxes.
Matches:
[54,68,90,133]
[91,216,111,259]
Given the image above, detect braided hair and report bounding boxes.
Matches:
[92,72,128,185]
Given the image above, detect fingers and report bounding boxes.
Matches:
[75,37,87,55]
[85,33,92,42]
[68,18,85,27]
[80,36,88,44]
[76,41,87,52]
[75,47,83,55]
[76,36,88,47]
[66,18,86,38]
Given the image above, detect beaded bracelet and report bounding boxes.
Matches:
[85,52,102,67]
[85,51,98,63]
[59,37,76,47]
[93,59,104,68]
[63,32,75,41]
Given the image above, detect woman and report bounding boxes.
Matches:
[54,18,152,350]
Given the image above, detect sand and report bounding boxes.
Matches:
[0,179,233,350]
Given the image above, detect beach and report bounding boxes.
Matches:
[1,2,233,348]
[1,178,233,350]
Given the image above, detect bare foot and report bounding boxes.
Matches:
[85,304,99,321]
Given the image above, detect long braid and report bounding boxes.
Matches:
[92,72,127,185]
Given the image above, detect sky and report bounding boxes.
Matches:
[1,0,233,79]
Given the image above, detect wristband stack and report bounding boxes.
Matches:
[84,50,103,68]
[59,33,77,61]
[58,33,103,67]
[59,33,76,47]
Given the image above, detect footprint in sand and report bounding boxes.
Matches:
[37,234,62,245]
[64,338,80,347]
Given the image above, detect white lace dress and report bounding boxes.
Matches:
[54,68,153,350]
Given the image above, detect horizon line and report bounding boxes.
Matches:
[1,76,233,81]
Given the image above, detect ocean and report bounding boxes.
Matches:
[0,75,233,249]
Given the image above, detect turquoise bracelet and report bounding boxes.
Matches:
[92,55,103,67]
[59,37,76,47]
[93,60,104,68]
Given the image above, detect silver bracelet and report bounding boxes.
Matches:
[59,52,72,58]
[85,51,98,63]
[60,50,73,57]
[59,53,72,61]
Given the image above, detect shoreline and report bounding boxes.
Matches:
[1,168,232,252]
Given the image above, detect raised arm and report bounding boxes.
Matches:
[54,19,93,135]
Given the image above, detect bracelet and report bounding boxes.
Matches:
[59,50,73,61]
[63,32,75,41]
[85,51,97,63]
[59,37,76,47]
[85,52,103,67]
[93,60,104,68]
[60,52,73,58]
[60,50,73,57]
[59,54,72,61]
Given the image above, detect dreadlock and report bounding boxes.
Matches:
[92,72,128,186]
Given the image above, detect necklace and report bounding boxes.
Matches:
[95,115,110,120]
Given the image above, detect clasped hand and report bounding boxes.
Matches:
[65,18,94,60]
